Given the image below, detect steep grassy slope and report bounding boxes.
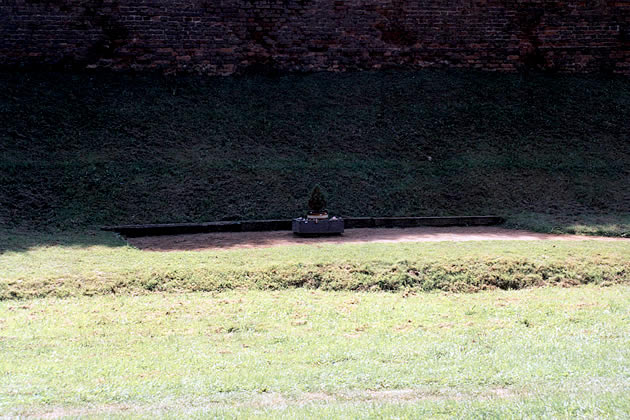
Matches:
[1,70,628,234]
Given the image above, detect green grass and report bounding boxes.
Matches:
[1,70,629,235]
[1,230,628,300]
[1,285,630,418]
[2,68,629,418]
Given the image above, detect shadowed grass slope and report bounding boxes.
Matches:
[1,70,628,235]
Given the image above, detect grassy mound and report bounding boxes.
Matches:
[1,231,628,300]
[4,256,627,300]
[1,70,629,235]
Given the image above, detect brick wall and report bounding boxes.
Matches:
[1,0,629,75]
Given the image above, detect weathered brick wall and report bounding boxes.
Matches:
[1,0,629,75]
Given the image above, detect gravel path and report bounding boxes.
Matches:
[128,226,627,252]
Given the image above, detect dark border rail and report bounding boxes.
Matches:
[102,216,504,238]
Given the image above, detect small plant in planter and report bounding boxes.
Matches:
[307,185,328,220]
[292,185,344,235]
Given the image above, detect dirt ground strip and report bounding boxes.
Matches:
[29,388,519,418]
[127,226,628,252]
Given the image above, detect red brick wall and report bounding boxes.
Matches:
[1,0,629,75]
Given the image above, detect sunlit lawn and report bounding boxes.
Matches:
[1,285,629,418]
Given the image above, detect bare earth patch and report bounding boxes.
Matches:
[128,226,627,252]
[28,388,521,418]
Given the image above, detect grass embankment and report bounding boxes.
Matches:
[1,230,628,300]
[1,70,628,235]
[2,286,630,417]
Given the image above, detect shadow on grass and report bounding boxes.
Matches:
[2,70,629,232]
[0,229,128,254]
[504,213,630,238]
